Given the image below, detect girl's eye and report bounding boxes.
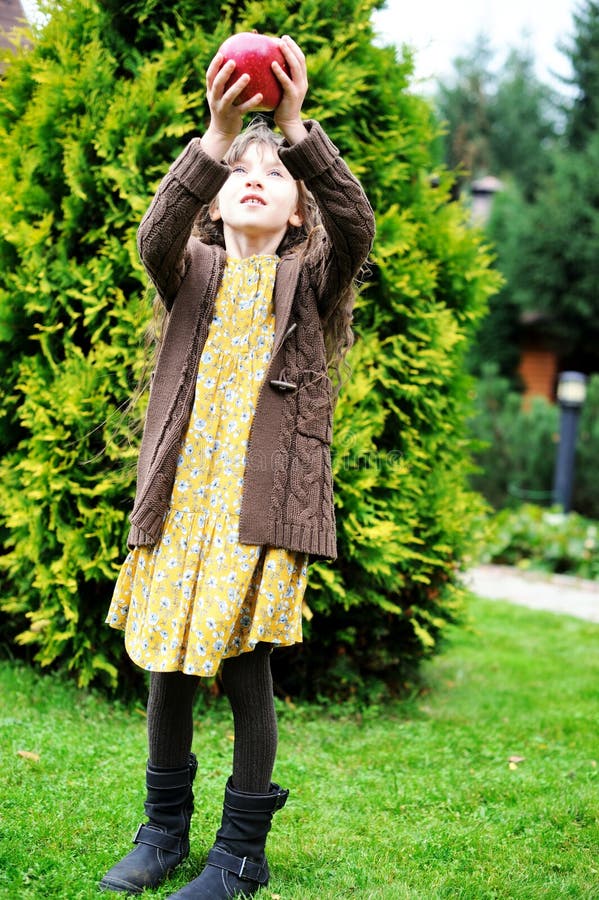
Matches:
[268,169,283,177]
[231,165,246,174]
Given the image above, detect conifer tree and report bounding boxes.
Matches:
[565,0,599,148]
[0,0,499,694]
[482,0,599,377]
[435,37,560,198]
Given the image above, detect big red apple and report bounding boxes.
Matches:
[218,32,290,112]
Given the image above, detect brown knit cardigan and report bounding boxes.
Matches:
[127,120,375,560]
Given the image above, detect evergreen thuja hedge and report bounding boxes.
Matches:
[0,0,500,697]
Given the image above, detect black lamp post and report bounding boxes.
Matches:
[552,371,587,512]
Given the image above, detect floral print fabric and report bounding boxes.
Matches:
[106,255,307,676]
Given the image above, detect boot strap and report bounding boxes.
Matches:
[206,848,269,884]
[133,823,183,855]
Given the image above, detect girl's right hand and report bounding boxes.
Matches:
[205,53,263,140]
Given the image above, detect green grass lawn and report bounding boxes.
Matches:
[1,594,597,899]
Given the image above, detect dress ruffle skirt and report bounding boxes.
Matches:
[106,255,308,676]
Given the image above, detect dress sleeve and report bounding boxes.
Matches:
[137,139,230,308]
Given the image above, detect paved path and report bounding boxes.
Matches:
[464,564,599,623]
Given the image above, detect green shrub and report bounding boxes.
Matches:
[0,0,500,697]
[573,373,599,519]
[469,366,599,520]
[480,503,599,580]
[468,363,558,507]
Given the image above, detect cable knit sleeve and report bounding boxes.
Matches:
[278,120,376,314]
[137,139,231,309]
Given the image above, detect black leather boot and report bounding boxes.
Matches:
[99,753,198,894]
[166,777,289,899]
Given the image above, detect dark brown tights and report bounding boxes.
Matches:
[146,643,277,793]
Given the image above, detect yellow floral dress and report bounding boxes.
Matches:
[106,255,308,677]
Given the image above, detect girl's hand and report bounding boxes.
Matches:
[273,36,309,144]
[201,53,264,160]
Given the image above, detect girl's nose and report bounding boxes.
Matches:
[245,171,264,187]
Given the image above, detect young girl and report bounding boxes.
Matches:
[100,35,375,899]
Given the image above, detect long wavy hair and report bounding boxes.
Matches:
[149,118,358,398]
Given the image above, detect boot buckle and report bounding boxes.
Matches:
[274,787,290,810]
[206,848,269,884]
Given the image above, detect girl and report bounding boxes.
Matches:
[100,35,375,899]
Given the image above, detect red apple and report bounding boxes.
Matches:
[218,32,290,112]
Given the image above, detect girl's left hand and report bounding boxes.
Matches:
[273,35,309,143]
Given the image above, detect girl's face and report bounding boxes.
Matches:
[212,142,303,255]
